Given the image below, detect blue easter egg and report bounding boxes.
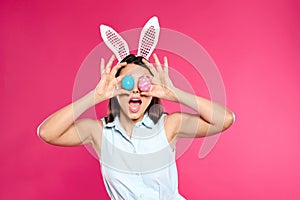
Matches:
[121,75,134,90]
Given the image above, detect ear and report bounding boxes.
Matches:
[137,16,160,59]
[100,24,130,62]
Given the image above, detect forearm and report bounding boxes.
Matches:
[171,87,234,129]
[37,90,96,140]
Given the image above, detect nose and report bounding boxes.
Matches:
[132,88,139,94]
[132,77,140,93]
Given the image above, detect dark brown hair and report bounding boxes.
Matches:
[105,54,164,124]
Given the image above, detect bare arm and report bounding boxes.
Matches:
[142,54,235,141]
[165,89,235,139]
[37,91,99,146]
[37,56,129,147]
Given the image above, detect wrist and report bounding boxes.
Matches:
[92,89,106,104]
[165,86,179,102]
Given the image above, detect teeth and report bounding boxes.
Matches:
[129,99,142,103]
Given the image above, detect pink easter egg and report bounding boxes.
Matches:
[138,76,151,92]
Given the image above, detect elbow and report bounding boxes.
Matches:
[222,110,235,131]
[37,124,54,144]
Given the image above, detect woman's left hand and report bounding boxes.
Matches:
[141,54,177,101]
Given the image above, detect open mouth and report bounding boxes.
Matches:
[129,97,142,113]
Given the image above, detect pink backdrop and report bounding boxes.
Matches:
[1,0,300,199]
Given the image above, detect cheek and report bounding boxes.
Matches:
[142,97,153,107]
[117,96,128,107]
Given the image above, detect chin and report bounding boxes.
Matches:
[127,110,145,121]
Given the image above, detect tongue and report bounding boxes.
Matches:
[129,102,141,113]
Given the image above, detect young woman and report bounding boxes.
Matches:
[37,53,235,199]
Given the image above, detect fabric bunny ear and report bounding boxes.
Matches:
[137,16,160,59]
[100,25,130,62]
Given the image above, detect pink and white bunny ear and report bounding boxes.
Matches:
[137,16,160,59]
[100,25,130,62]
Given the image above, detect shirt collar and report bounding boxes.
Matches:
[104,112,154,130]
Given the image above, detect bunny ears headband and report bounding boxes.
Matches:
[100,16,160,62]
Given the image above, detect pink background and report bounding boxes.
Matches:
[1,0,300,199]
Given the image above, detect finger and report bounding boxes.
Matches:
[115,74,126,84]
[142,58,156,76]
[153,53,162,71]
[111,62,127,77]
[105,55,115,73]
[140,91,152,97]
[141,89,158,97]
[150,77,160,85]
[163,56,169,74]
[100,58,105,75]
[113,74,126,89]
[114,89,130,96]
[141,84,156,96]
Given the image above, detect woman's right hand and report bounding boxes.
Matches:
[94,55,129,103]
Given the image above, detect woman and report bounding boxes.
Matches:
[37,53,234,199]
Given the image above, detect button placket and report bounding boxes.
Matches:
[135,172,140,176]
[132,126,144,178]
[131,126,139,153]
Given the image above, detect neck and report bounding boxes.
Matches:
[118,112,144,138]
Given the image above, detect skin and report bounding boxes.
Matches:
[37,54,235,156]
[116,64,153,136]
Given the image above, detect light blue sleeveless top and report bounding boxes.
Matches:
[100,113,186,200]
